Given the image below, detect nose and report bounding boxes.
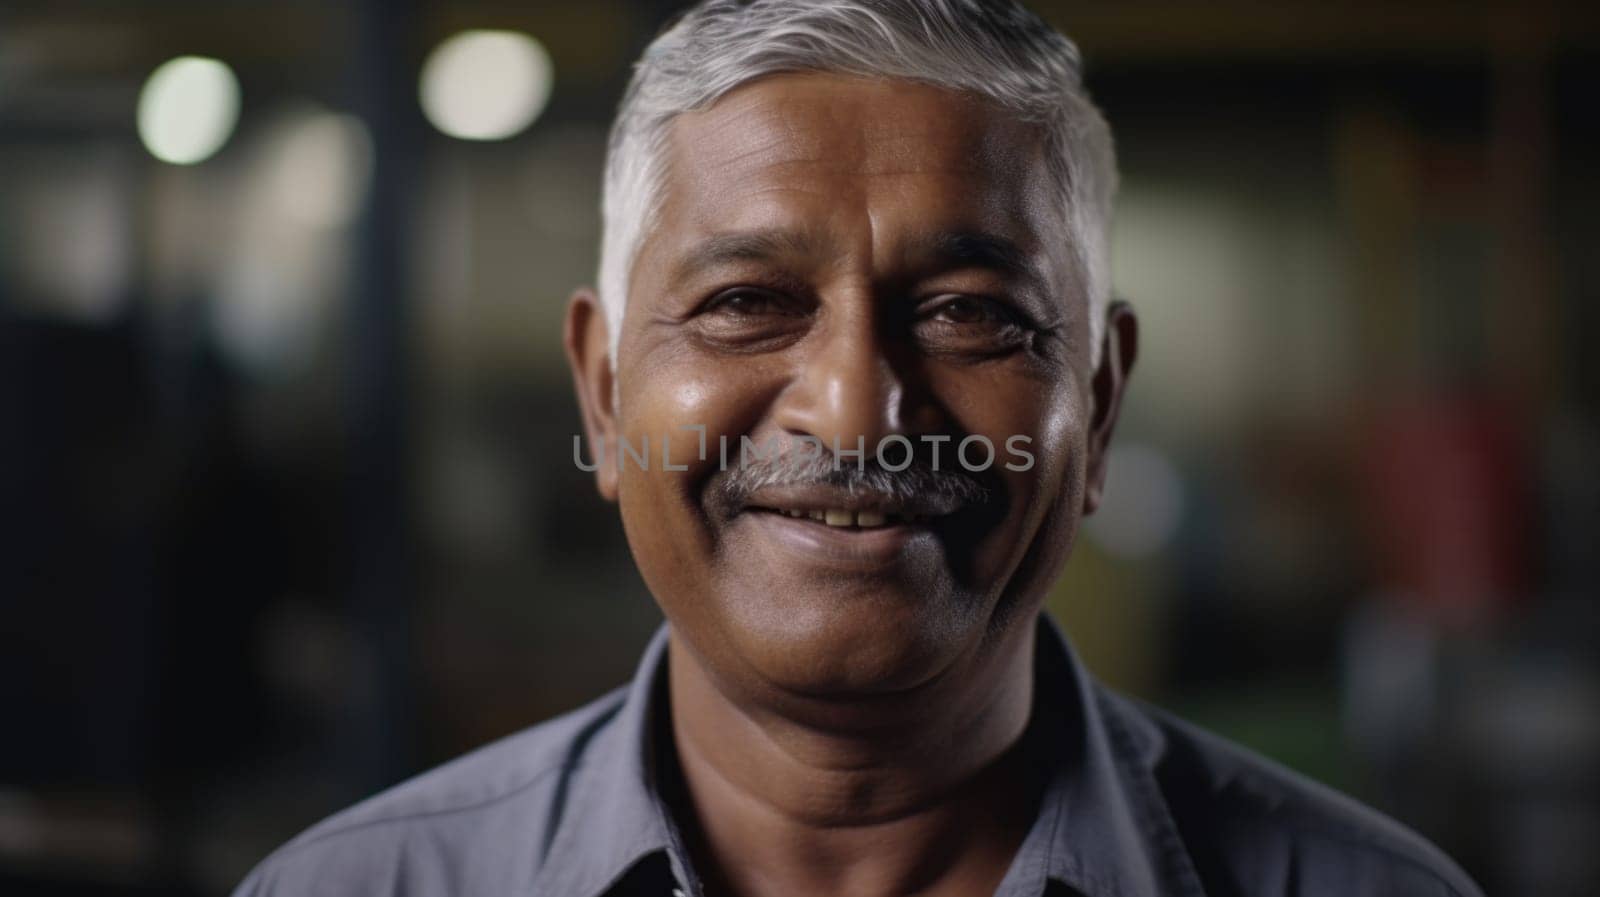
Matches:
[772,300,912,459]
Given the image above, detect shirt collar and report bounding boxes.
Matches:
[535,615,1207,897]
[1007,614,1209,897]
[528,626,683,897]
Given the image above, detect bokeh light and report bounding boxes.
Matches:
[136,56,241,165]
[209,105,374,378]
[419,30,553,141]
[262,109,375,230]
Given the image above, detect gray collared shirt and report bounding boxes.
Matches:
[234,614,1482,897]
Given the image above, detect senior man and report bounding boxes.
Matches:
[237,2,1482,896]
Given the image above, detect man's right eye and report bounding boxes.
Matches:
[688,287,812,349]
[701,288,805,317]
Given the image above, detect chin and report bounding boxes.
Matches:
[712,572,985,701]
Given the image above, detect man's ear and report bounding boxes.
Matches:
[563,287,619,501]
[1083,299,1138,516]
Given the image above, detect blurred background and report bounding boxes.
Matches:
[2,1,1597,894]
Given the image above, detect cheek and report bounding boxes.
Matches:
[1001,382,1090,599]
[942,367,1087,582]
[623,371,721,457]
[616,360,713,514]
[1033,390,1084,475]
[613,358,723,609]
[1024,399,1087,529]
[939,365,1083,477]
[614,348,794,628]
[618,354,777,476]
[997,387,1084,522]
[613,351,779,542]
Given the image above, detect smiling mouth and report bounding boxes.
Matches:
[739,506,939,572]
[752,507,931,528]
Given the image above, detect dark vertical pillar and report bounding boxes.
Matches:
[1488,20,1554,413]
[346,0,418,795]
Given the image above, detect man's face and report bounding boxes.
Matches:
[568,74,1129,701]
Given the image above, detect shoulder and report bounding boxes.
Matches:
[231,685,629,897]
[1099,690,1484,897]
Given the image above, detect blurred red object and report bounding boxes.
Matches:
[1361,392,1531,625]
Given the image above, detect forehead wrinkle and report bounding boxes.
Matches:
[649,74,1072,298]
[672,87,852,179]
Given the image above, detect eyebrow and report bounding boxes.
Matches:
[911,231,1049,291]
[668,228,821,288]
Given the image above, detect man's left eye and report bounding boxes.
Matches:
[912,295,1035,355]
[926,295,1011,325]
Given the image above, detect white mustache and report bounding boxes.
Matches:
[714,449,990,515]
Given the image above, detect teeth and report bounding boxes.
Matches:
[775,508,921,527]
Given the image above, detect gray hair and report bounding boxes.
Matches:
[598,0,1117,364]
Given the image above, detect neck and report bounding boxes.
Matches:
[664,620,1041,897]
